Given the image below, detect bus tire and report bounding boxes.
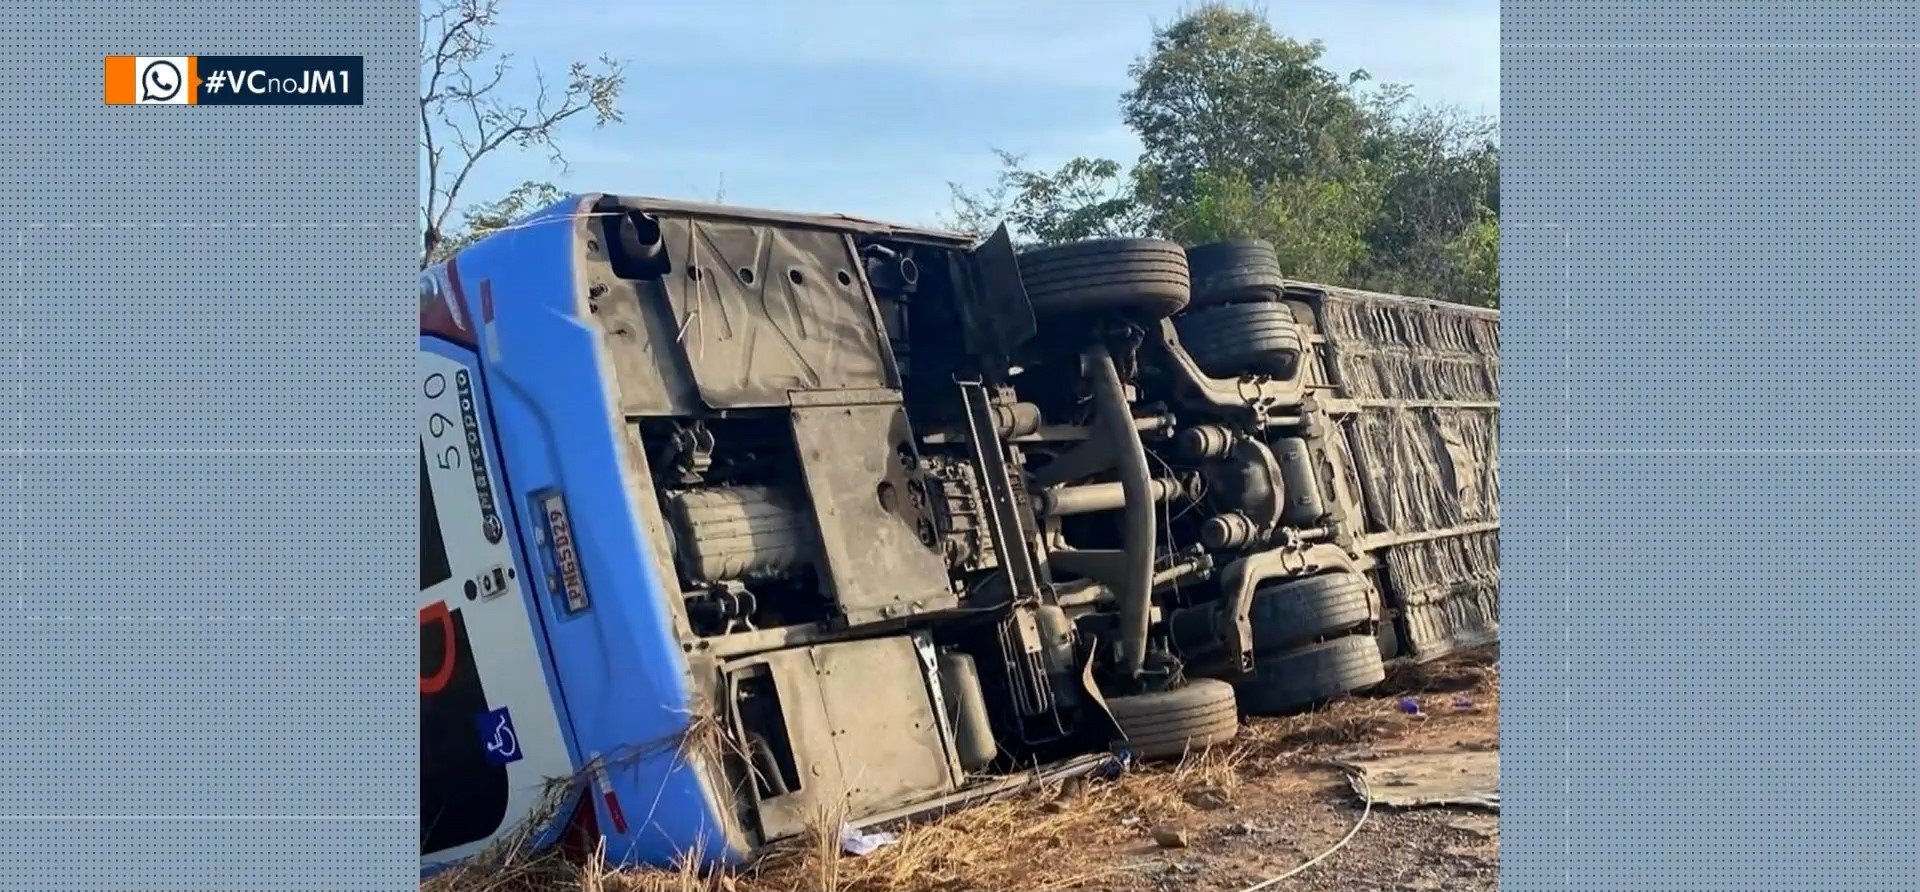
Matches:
[1185,239,1286,308]
[1235,635,1387,716]
[1249,572,1375,653]
[1016,238,1192,321]
[1173,300,1303,378]
[1105,678,1240,760]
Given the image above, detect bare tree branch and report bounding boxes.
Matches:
[419,0,626,267]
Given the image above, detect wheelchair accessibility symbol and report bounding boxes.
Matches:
[475,707,523,766]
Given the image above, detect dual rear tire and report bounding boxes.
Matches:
[1015,237,1303,381]
[1235,572,1388,715]
[1012,237,1292,320]
[1101,576,1391,758]
[1175,238,1302,378]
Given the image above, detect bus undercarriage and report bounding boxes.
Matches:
[419,194,1498,870]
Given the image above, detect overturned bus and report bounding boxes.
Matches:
[418,195,1499,873]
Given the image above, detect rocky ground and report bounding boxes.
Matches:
[430,650,1500,892]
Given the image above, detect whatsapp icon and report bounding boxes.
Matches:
[140,60,181,102]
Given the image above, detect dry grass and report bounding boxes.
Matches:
[427,650,1498,892]
[725,745,1261,892]
[1379,648,1499,695]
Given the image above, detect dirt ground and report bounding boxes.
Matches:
[429,650,1499,892]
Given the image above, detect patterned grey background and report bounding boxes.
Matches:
[0,2,415,890]
[0,1,1915,890]
[1503,2,1918,890]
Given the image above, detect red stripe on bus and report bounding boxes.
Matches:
[419,601,457,695]
[602,790,629,835]
[426,258,479,347]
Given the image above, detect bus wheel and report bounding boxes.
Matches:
[1106,678,1240,761]
[1016,238,1192,321]
[1248,572,1375,653]
[1184,238,1287,309]
[1235,634,1387,716]
[1172,299,1304,379]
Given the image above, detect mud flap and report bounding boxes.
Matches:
[1076,648,1125,744]
[957,224,1038,360]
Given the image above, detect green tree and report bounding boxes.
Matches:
[946,151,1146,246]
[1351,87,1500,297]
[432,179,564,258]
[1164,168,1381,283]
[946,2,1501,306]
[1442,203,1500,308]
[1122,4,1371,218]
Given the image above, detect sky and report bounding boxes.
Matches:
[434,0,1497,229]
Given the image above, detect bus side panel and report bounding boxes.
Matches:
[446,204,746,867]
[1309,286,1501,661]
[419,335,583,872]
